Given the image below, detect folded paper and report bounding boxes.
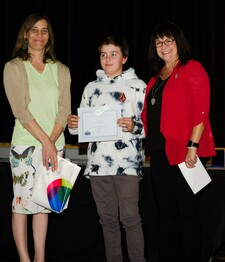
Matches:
[178,157,212,194]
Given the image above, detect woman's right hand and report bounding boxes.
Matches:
[67,114,79,129]
[42,139,58,172]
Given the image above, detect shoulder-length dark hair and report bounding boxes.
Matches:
[12,13,57,63]
[148,21,192,76]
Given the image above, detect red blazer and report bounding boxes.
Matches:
[141,60,216,165]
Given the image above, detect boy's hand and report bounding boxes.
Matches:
[117,117,134,132]
[68,115,79,129]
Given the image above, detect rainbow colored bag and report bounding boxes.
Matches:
[31,156,81,213]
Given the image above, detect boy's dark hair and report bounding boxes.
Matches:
[98,35,129,58]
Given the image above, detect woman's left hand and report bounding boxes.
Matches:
[185,148,198,168]
[117,117,134,132]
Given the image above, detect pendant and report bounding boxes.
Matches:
[151,98,156,105]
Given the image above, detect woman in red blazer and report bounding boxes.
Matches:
[141,21,216,262]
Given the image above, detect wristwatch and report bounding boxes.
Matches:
[187,140,199,148]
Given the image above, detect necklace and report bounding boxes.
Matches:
[151,77,168,105]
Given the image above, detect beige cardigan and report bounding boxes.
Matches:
[3,58,71,129]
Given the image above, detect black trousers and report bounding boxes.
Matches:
[149,150,210,262]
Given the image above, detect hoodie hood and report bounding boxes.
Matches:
[96,67,138,83]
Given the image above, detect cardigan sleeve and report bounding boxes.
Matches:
[55,61,72,129]
[3,59,34,126]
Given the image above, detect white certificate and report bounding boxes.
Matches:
[78,105,122,142]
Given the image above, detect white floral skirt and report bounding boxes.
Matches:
[9,145,64,214]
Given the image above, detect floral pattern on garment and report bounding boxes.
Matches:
[10,145,64,214]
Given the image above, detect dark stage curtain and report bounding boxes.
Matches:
[0,0,225,146]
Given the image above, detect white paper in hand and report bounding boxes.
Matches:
[178,157,212,194]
